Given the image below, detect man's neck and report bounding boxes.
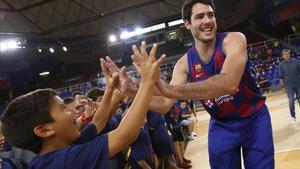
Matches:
[284,58,291,62]
[195,38,216,64]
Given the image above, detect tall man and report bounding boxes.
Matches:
[279,49,300,123]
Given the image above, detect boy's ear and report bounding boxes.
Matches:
[33,124,55,138]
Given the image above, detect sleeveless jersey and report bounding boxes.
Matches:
[187,32,266,119]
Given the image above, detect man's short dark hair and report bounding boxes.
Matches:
[63,97,75,104]
[182,0,215,22]
[71,91,83,98]
[281,49,290,56]
[1,89,57,154]
[86,88,104,102]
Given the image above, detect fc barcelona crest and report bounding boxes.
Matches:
[195,64,202,72]
[194,64,204,78]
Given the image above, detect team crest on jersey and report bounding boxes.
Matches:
[194,64,204,78]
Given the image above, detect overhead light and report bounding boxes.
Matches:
[120,31,130,39]
[62,46,68,52]
[39,71,50,76]
[0,42,6,51]
[49,47,54,53]
[0,40,20,51]
[109,35,117,42]
[38,48,42,53]
[135,27,143,35]
[7,41,18,48]
[120,23,166,40]
[168,19,184,27]
[143,23,166,33]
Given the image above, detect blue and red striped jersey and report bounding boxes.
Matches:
[187,32,266,119]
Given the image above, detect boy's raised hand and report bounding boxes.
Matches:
[100,57,131,94]
[132,42,165,86]
[100,60,118,91]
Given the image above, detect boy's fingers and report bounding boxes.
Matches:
[149,43,158,60]
[111,73,119,86]
[101,62,110,77]
[140,41,147,56]
[132,45,143,61]
[133,62,142,74]
[100,58,109,65]
[106,56,113,63]
[121,66,127,79]
[131,55,139,63]
[156,54,166,65]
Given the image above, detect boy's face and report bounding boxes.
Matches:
[180,102,187,109]
[96,96,103,102]
[49,96,80,144]
[0,128,4,151]
[65,100,85,118]
[74,94,84,102]
[185,3,217,43]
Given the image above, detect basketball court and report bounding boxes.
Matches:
[186,90,300,169]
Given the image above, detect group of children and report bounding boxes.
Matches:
[58,82,197,169]
[0,46,197,169]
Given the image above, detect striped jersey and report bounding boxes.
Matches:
[187,32,266,119]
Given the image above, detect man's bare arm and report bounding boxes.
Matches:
[103,43,189,114]
[157,32,248,100]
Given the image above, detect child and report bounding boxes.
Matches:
[0,122,17,169]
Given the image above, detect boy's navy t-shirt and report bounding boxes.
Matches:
[100,117,119,135]
[74,123,98,144]
[29,126,109,169]
[1,158,18,169]
[127,126,155,169]
[147,112,174,157]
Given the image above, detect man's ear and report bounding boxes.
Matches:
[33,124,55,138]
[184,20,191,30]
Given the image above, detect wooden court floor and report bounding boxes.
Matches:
[185,90,300,169]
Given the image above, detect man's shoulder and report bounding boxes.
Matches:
[291,58,300,63]
[223,32,246,41]
[222,32,247,49]
[174,53,188,68]
[279,61,287,67]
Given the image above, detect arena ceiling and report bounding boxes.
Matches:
[0,0,259,72]
[0,0,255,40]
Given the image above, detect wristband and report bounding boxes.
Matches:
[80,113,89,122]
